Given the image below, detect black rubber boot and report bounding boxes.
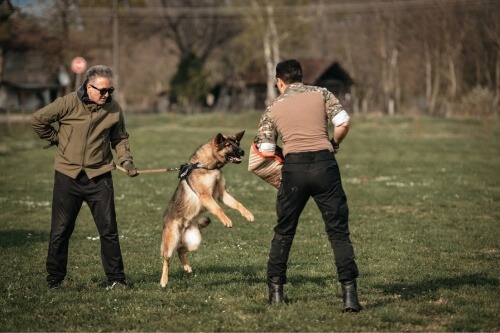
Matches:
[268,281,285,305]
[342,280,361,312]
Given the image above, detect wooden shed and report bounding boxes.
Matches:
[0,51,66,111]
[210,58,354,111]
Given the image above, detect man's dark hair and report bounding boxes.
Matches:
[276,59,303,84]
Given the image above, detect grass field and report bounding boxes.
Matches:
[0,112,499,332]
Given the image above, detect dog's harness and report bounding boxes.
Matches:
[179,162,226,194]
[177,162,206,180]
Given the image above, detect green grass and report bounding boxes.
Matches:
[0,112,498,332]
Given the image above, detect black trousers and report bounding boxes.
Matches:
[46,171,125,284]
[267,150,359,284]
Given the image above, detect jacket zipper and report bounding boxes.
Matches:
[81,107,94,170]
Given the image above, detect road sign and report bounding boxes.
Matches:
[71,57,87,74]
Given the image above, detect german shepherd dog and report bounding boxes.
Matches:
[160,131,255,288]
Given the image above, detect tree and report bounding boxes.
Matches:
[250,1,280,105]
[224,0,311,108]
[156,0,243,110]
[6,0,497,115]
[170,52,210,113]
[0,0,16,79]
[376,12,400,115]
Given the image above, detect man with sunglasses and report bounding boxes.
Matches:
[256,59,361,312]
[30,65,138,290]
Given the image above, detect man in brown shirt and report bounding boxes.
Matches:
[256,59,361,312]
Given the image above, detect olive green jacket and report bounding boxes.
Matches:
[30,83,133,179]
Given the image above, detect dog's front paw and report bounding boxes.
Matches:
[221,216,233,228]
[183,264,193,273]
[245,212,255,222]
[241,209,255,222]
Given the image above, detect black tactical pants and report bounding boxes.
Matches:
[46,171,125,284]
[267,150,359,284]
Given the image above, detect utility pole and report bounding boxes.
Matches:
[113,0,121,106]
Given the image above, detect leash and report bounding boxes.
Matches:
[115,163,206,176]
[117,161,217,195]
[115,165,179,174]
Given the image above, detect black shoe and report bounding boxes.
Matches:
[268,281,285,305]
[342,280,362,312]
[106,280,127,290]
[48,280,62,290]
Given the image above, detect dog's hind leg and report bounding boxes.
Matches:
[178,223,203,273]
[160,257,170,288]
[160,224,180,288]
[178,247,192,273]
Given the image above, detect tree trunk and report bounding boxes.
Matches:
[263,27,274,105]
[429,55,441,115]
[424,40,432,108]
[361,88,373,115]
[388,48,399,115]
[343,34,357,113]
[265,5,279,106]
[0,48,3,81]
[377,14,399,115]
[448,55,457,100]
[251,1,279,107]
[496,50,500,109]
[378,15,389,113]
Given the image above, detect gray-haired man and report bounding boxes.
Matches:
[30,65,138,290]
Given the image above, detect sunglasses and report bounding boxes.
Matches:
[89,84,114,95]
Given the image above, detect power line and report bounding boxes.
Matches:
[44,0,498,18]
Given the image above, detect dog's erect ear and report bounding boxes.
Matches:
[214,133,225,146]
[235,131,245,143]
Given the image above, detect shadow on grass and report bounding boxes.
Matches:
[289,274,333,287]
[132,263,262,287]
[373,273,499,307]
[0,229,46,249]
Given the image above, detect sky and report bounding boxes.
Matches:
[10,0,53,16]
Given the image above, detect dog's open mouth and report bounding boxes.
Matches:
[227,155,242,164]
